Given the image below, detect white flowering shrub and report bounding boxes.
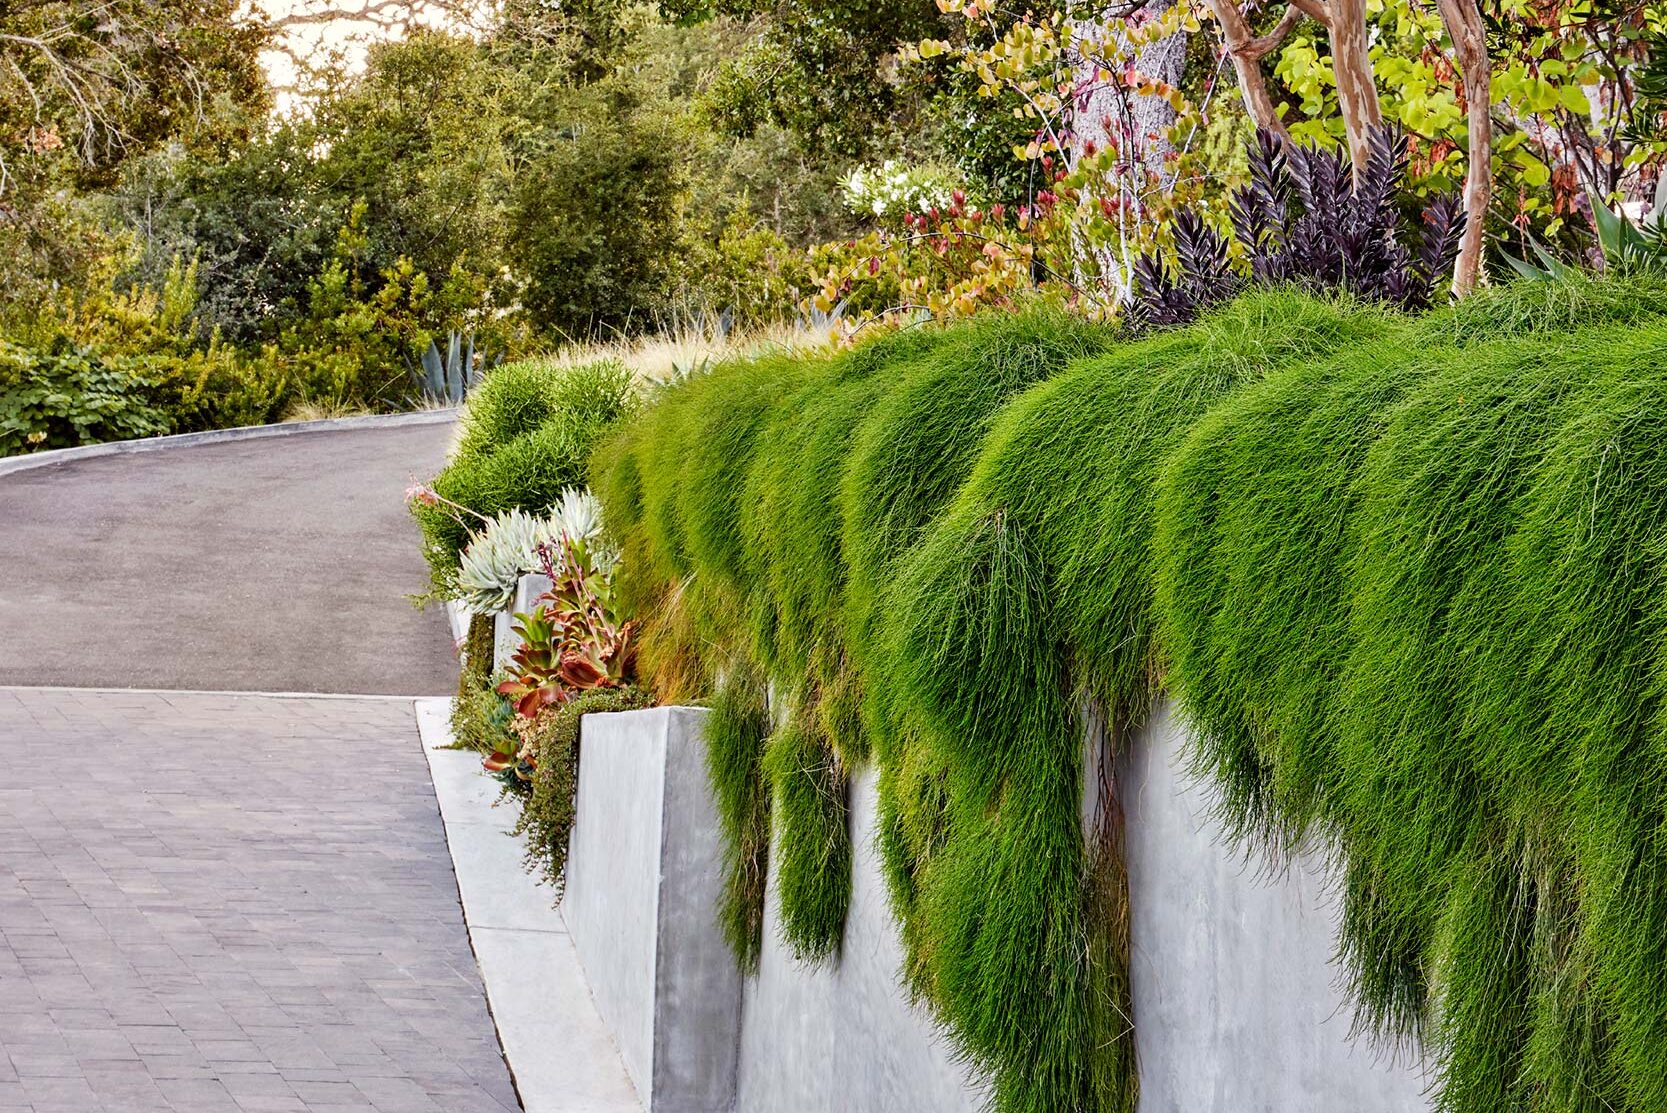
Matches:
[840,160,962,221]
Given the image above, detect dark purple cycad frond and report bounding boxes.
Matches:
[1173,210,1243,306]
[1131,250,1196,328]
[1246,129,1294,219]
[1354,126,1407,235]
[1229,183,1270,255]
[1130,124,1465,327]
[1232,130,1292,274]
[1377,241,1418,308]
[1417,194,1467,291]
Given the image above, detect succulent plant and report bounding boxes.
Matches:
[455,507,566,615]
[1506,179,1667,280]
[413,330,493,405]
[494,535,638,719]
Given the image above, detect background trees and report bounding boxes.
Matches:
[1,0,1665,453]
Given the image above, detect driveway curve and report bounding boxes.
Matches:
[0,420,458,695]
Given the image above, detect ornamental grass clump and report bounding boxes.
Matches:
[587,273,1667,1113]
[872,288,1390,1112]
[1151,283,1667,1109]
[594,306,1119,966]
[704,665,774,970]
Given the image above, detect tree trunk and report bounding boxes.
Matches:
[1073,0,1188,175]
[1434,0,1491,295]
[1206,0,1296,138]
[1071,0,1187,297]
[1328,0,1383,180]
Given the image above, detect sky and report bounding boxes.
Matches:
[250,1,476,110]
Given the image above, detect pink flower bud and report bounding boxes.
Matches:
[405,483,440,507]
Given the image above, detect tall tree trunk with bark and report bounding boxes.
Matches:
[1072,0,1188,175]
[1208,0,1382,183]
[1325,0,1383,178]
[1434,0,1491,294]
[1205,0,1300,138]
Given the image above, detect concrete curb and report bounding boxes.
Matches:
[0,407,458,479]
[414,697,642,1113]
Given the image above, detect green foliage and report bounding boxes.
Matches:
[688,2,943,159]
[512,685,656,892]
[506,77,690,337]
[458,613,496,701]
[763,708,851,961]
[452,674,518,759]
[416,359,637,581]
[593,303,1137,1106]
[1152,277,1667,1110]
[870,290,1388,1112]
[0,0,269,303]
[705,664,774,970]
[0,341,171,453]
[1506,191,1667,281]
[586,276,1667,1111]
[455,357,632,463]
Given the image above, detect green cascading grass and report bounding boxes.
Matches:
[588,273,1667,1113]
[704,663,774,970]
[1153,275,1667,1110]
[874,289,1392,1112]
[595,309,1114,966]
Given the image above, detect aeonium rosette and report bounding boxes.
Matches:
[494,491,637,728]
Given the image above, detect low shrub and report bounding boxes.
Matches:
[451,674,517,759]
[414,359,637,583]
[453,357,632,464]
[512,685,655,893]
[0,341,172,454]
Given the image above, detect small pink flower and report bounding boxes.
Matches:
[405,482,441,507]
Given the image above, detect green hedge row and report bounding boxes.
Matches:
[591,275,1667,1113]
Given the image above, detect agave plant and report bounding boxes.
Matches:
[1506,179,1667,280]
[413,331,492,405]
[455,508,566,615]
[1133,127,1465,327]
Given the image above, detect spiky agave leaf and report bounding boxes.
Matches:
[456,508,567,614]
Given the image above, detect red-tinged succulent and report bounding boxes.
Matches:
[493,534,638,722]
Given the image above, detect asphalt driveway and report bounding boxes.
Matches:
[0,419,458,695]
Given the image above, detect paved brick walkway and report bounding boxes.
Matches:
[0,689,520,1113]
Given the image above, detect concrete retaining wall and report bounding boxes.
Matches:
[492,573,552,670]
[1119,701,1431,1111]
[563,707,743,1112]
[560,700,1432,1112]
[736,766,987,1113]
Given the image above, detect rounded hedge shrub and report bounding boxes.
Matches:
[416,358,636,582]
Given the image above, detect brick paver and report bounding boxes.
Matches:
[0,689,520,1113]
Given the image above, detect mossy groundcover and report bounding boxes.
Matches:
[590,275,1667,1113]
